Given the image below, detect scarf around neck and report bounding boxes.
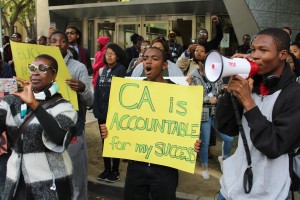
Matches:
[20,82,59,119]
[34,82,59,100]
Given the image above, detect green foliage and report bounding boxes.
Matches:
[0,0,35,38]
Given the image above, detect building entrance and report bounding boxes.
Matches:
[94,15,196,54]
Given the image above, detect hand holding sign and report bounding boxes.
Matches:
[103,77,203,173]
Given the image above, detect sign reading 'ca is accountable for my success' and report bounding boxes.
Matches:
[103,77,203,173]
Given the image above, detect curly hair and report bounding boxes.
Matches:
[104,43,127,66]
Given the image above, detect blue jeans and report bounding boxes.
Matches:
[219,133,233,159]
[217,192,226,200]
[212,119,234,159]
[199,116,213,167]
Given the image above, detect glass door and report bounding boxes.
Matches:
[94,18,116,55]
[116,17,142,49]
[118,24,140,49]
[169,15,196,50]
[144,22,168,42]
[143,16,169,42]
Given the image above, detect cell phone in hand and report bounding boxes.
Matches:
[0,78,18,93]
[50,22,56,29]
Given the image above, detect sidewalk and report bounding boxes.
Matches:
[85,110,224,200]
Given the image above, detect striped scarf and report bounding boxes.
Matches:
[20,82,59,119]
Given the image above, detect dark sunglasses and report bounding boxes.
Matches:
[65,31,76,35]
[27,64,56,74]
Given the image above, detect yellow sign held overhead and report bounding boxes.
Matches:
[103,77,203,173]
[10,41,78,110]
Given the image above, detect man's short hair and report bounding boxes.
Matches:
[257,28,290,51]
[147,47,168,62]
[66,25,81,44]
[66,25,80,35]
[199,28,208,34]
[50,31,68,43]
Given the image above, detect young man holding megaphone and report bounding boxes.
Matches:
[214,28,300,200]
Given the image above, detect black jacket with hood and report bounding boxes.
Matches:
[216,65,300,158]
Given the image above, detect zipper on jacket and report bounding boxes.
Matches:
[50,172,56,191]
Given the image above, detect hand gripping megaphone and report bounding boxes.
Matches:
[204,51,258,83]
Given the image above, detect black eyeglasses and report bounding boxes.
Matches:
[65,31,76,35]
[27,64,56,74]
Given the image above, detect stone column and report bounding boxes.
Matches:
[36,0,50,37]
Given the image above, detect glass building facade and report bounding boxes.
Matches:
[45,0,300,56]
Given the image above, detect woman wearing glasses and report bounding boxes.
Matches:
[2,54,77,200]
[93,43,127,183]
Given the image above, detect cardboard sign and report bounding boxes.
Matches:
[103,77,203,173]
[10,41,78,110]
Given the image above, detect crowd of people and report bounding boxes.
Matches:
[0,15,300,200]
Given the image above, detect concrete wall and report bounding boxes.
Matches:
[36,0,51,37]
[223,0,259,44]
[245,0,300,40]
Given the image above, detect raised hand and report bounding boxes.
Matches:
[11,77,39,110]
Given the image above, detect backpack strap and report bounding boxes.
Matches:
[12,95,62,145]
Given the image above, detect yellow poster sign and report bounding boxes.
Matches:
[10,41,78,110]
[103,77,203,173]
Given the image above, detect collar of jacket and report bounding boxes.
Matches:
[252,63,295,95]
